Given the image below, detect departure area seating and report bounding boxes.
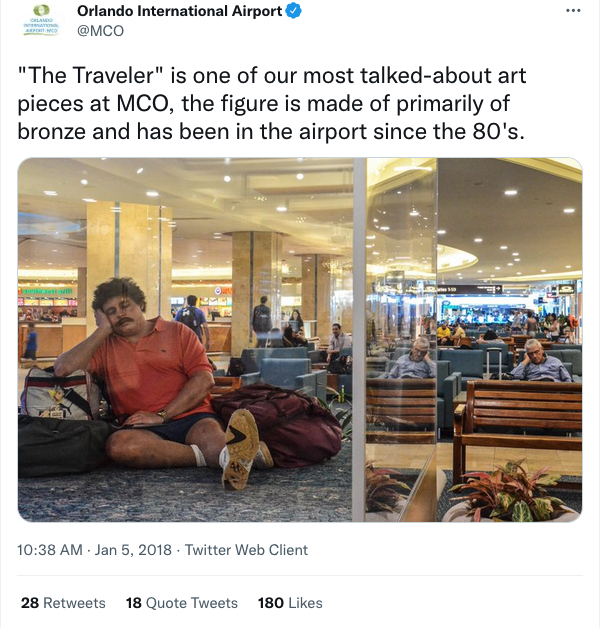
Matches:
[452,335,474,348]
[438,349,484,391]
[240,347,308,373]
[242,357,325,401]
[474,342,514,376]
[551,344,582,351]
[512,335,530,350]
[437,360,461,436]
[545,349,582,383]
[366,378,436,444]
[453,380,582,486]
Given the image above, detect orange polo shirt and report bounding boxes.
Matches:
[90,316,214,419]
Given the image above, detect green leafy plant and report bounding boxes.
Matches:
[450,460,571,522]
[318,387,353,440]
[366,463,411,512]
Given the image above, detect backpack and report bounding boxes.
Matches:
[328,355,353,374]
[20,367,102,421]
[252,304,271,333]
[226,357,246,377]
[179,306,203,338]
[211,383,342,468]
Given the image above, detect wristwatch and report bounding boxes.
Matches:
[156,409,170,423]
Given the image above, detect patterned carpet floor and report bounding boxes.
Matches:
[18,442,352,523]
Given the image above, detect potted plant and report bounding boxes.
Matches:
[444,460,578,522]
[365,462,411,521]
[318,387,352,440]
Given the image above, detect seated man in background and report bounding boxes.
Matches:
[54,277,271,491]
[388,337,436,379]
[326,323,352,363]
[510,339,573,382]
[450,322,466,344]
[437,321,452,345]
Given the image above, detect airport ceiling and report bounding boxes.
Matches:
[18,158,581,287]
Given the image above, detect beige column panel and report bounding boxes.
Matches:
[77,267,87,316]
[231,232,282,356]
[86,201,172,335]
[301,254,335,340]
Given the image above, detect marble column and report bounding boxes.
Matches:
[301,254,342,340]
[231,232,282,356]
[77,267,87,317]
[86,201,172,334]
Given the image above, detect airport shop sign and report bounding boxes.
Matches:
[437,284,503,295]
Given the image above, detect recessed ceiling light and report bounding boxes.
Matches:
[495,267,500,270]
[516,272,522,275]
[223,175,231,183]
[437,230,446,235]
[563,208,575,213]
[541,269,547,273]
[80,179,88,185]
[82,198,97,203]
[276,206,288,212]
[380,226,390,231]
[474,238,483,243]
[409,210,419,217]
[366,235,376,240]
[146,191,159,197]
[288,250,295,254]
[507,263,514,266]
[505,190,518,196]
[296,173,304,180]
[514,258,520,262]
[44,190,57,196]
[500,245,508,250]
[512,252,519,256]
[137,168,144,174]
[477,270,483,273]
[565,265,572,269]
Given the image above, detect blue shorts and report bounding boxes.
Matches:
[144,412,223,444]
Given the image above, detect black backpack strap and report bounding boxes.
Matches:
[62,388,93,417]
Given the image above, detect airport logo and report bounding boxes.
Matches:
[24,5,60,36]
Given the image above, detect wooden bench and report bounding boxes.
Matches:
[211,376,242,397]
[366,378,436,444]
[453,380,582,486]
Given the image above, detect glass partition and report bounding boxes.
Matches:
[364,158,438,522]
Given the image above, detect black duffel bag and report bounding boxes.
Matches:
[18,415,114,477]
